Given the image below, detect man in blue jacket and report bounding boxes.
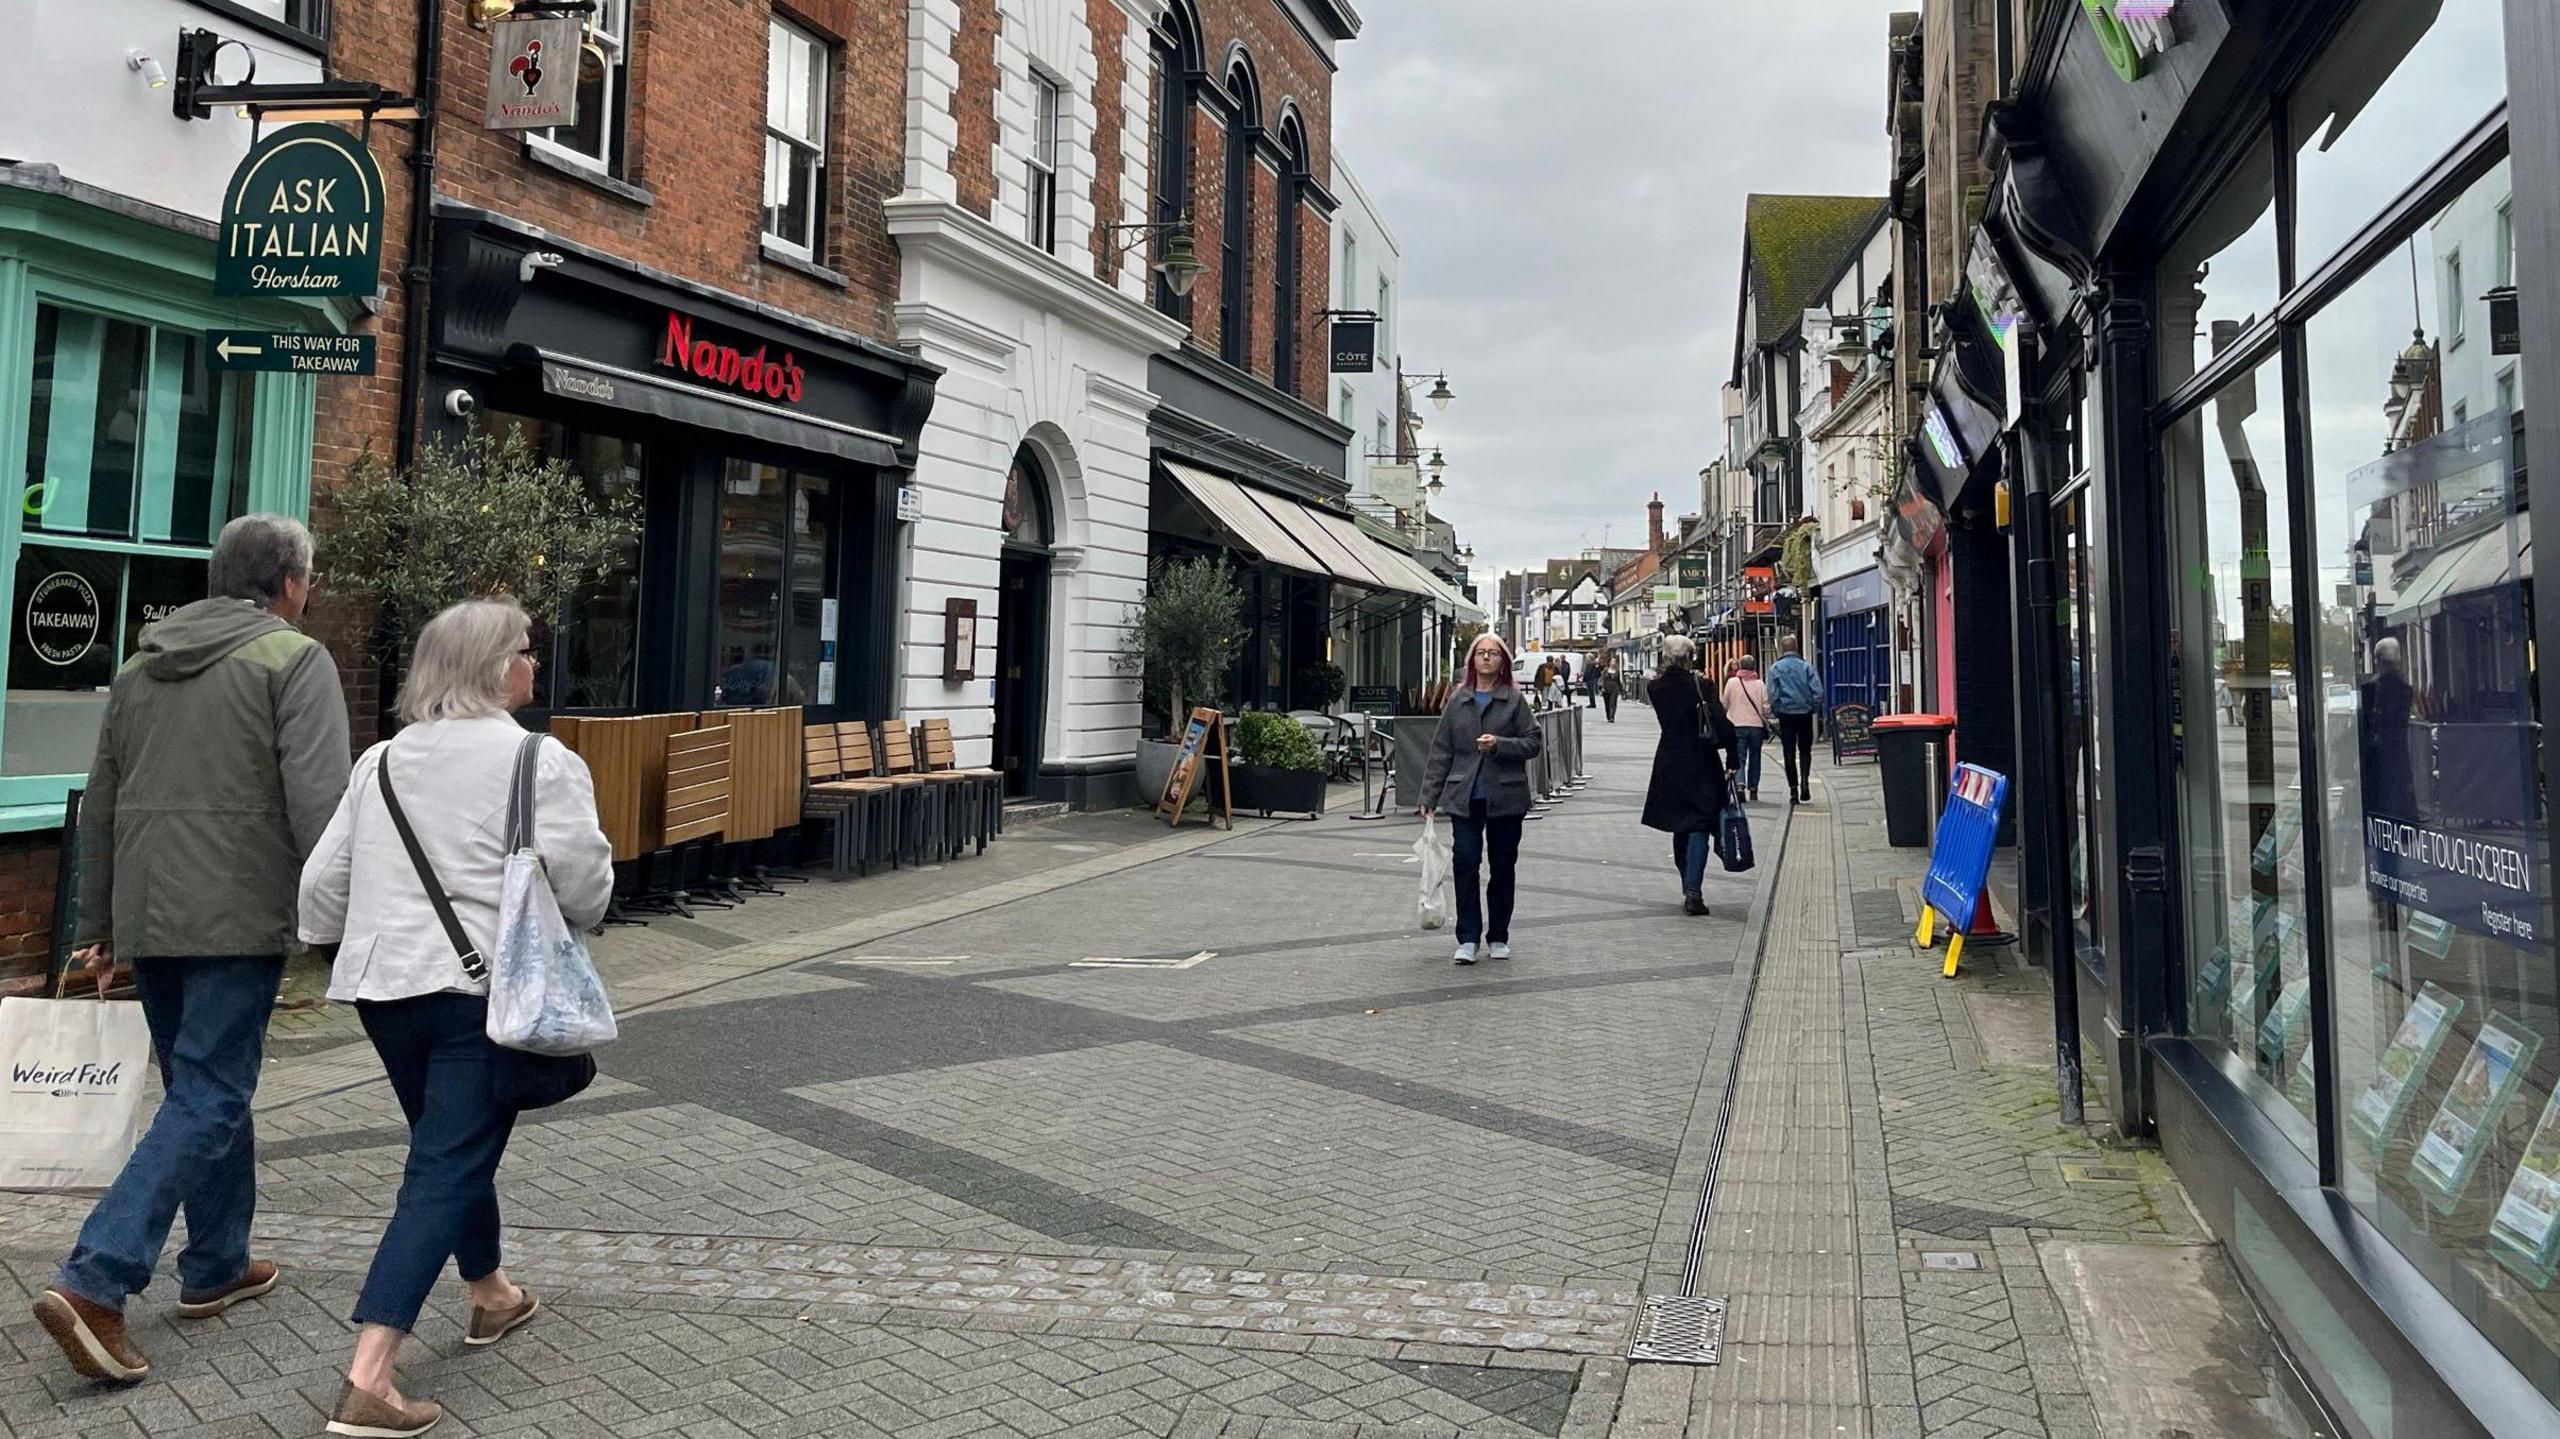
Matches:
[1765,634,1824,804]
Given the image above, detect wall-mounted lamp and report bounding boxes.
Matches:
[128,50,169,89]
[519,250,567,284]
[1425,448,1447,477]
[1423,376,1456,412]
[1101,214,1208,297]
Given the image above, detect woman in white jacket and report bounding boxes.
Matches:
[298,598,613,1439]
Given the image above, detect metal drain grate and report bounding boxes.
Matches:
[1627,1294,1727,1365]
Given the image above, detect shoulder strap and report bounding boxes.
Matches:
[503,733,543,854]
[377,754,488,984]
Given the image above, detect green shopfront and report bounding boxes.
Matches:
[1991,0,2560,1432]
[0,173,333,981]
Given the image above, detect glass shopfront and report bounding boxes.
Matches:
[2144,0,2558,1406]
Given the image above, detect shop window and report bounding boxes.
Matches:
[2164,354,2312,1144]
[717,460,836,710]
[2290,0,2506,281]
[764,18,831,259]
[9,306,260,777]
[2445,251,2468,348]
[1340,233,1357,303]
[474,414,644,710]
[2157,130,2279,397]
[2301,156,2559,1396]
[1026,69,1062,254]
[538,0,631,174]
[1219,54,1258,369]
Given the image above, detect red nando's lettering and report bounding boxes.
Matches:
[657,311,806,404]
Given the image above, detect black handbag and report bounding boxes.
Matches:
[377,744,597,1112]
[1718,776,1756,873]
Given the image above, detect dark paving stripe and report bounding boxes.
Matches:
[737,1090,1226,1252]
[1217,959,1736,1034]
[1190,850,1643,904]
[1381,1356,1577,1437]
[260,1089,671,1162]
[1168,1031,1680,1177]
[1853,888,1909,947]
[1891,1196,2037,1241]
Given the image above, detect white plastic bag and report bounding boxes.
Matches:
[0,992,149,1191]
[486,737,618,1057]
[1415,814,1452,930]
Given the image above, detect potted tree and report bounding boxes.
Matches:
[323,426,641,672]
[1115,556,1246,802]
[1230,711,1328,817]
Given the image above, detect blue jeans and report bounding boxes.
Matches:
[1732,728,1766,793]
[1674,830,1712,894]
[352,993,518,1332]
[1450,798,1523,945]
[58,954,283,1307]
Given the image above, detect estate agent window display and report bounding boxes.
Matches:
[2155,0,2560,1396]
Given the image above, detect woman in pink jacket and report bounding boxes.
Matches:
[1721,656,1773,803]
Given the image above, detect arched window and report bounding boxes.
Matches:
[1273,114,1307,397]
[1219,51,1260,368]
[1003,447,1054,550]
[1150,2,1204,318]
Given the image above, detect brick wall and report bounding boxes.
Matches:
[0,836,60,994]
[1086,0,1128,283]
[1247,159,1279,384]
[954,0,1001,218]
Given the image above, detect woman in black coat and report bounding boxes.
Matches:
[1643,633,1738,915]
[1420,634,1545,965]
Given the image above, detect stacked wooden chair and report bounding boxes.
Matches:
[875,721,969,863]
[802,721,896,877]
[644,722,735,917]
[915,718,1004,854]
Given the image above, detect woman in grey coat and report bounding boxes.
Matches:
[1420,634,1545,964]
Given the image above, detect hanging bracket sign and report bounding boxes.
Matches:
[1330,318,1378,373]
[484,15,583,131]
[215,124,385,298]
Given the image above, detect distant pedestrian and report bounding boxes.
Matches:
[1583,661,1601,709]
[1766,635,1824,804]
[1601,660,1624,723]
[1420,633,1544,966]
[35,516,349,1386]
[1643,634,1737,917]
[1539,661,1567,712]
[1721,656,1773,802]
[298,598,615,1438]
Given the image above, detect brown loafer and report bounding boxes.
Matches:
[32,1287,148,1383]
[463,1287,538,1347]
[177,1259,282,1319]
[326,1381,442,1438]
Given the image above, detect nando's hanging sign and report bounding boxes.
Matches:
[655,310,808,405]
[214,125,384,298]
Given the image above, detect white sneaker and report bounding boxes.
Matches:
[1486,942,1512,961]
[1453,943,1478,965]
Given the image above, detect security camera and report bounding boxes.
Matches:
[443,388,478,418]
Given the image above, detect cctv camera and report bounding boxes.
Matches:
[443,388,478,418]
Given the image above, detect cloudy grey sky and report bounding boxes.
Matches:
[1331,0,1910,581]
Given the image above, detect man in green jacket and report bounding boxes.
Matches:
[33,514,350,1385]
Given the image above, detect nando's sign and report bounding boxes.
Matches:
[655,310,808,405]
[214,124,384,298]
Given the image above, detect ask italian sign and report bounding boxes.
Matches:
[214,124,385,298]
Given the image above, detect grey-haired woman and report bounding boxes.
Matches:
[298,598,614,1437]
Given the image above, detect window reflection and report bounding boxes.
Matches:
[475,413,643,710]
[2305,156,2559,1390]
[2291,0,2506,277]
[2157,132,2279,396]
[2167,353,2316,1142]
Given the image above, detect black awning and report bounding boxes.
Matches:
[522,348,903,469]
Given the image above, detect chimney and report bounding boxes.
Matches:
[1647,493,1666,554]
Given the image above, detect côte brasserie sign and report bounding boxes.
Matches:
[215,124,384,298]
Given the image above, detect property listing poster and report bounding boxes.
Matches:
[2491,1089,2560,1281]
[2410,1016,2540,1209]
[2349,983,2465,1150]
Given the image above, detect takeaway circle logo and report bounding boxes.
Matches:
[25,571,100,666]
[508,37,547,98]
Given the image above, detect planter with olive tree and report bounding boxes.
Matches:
[1115,556,1246,804]
[1229,711,1328,817]
[322,427,642,694]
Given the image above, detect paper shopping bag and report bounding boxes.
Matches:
[0,994,150,1191]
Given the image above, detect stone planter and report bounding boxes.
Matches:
[1231,762,1327,817]
[1133,738,1177,805]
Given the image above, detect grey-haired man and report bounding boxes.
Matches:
[34,514,350,1384]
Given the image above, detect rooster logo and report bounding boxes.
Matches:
[507,37,545,97]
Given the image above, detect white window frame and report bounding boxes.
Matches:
[764,17,831,259]
[530,0,632,175]
[1027,69,1064,254]
[1340,234,1357,303]
[1337,384,1354,428]
[1376,276,1392,360]
[2444,249,2466,347]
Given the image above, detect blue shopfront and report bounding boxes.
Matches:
[1820,566,1891,715]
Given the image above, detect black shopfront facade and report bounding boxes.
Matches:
[422,207,936,726]
[1987,2,2560,1432]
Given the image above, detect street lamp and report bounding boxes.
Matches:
[1426,449,1447,476]
[1421,375,1456,412]
[1426,473,1446,500]
[1101,215,1208,297]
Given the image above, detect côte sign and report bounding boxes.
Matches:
[1329,318,1377,374]
[215,125,384,298]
